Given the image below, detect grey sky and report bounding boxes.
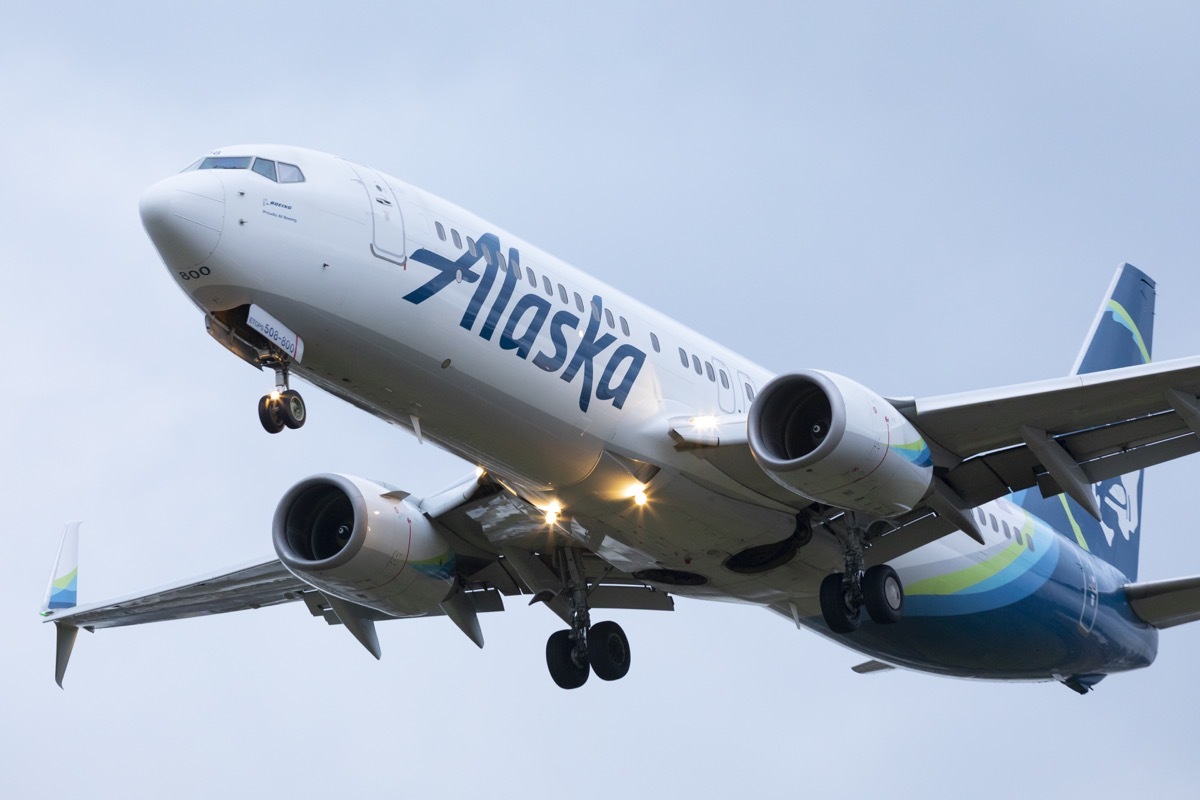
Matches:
[4,3,1200,797]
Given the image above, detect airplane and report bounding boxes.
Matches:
[41,144,1200,693]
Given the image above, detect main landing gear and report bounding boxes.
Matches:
[818,523,905,633]
[544,549,631,689]
[257,358,306,435]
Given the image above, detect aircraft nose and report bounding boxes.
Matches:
[139,170,225,269]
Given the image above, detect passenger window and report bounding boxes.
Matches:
[497,251,507,271]
[574,293,585,313]
[719,369,729,389]
[451,229,462,248]
[620,316,630,336]
[604,309,615,329]
[705,363,716,382]
[482,245,495,267]
[558,284,568,304]
[543,275,554,297]
[989,514,999,532]
[467,237,478,257]
[679,348,689,368]
[526,267,537,288]
[252,158,277,181]
[435,221,447,241]
[744,383,756,402]
[692,355,702,375]
[651,333,661,353]
[591,301,602,322]
[1001,520,1012,539]
[277,162,305,183]
[976,508,987,525]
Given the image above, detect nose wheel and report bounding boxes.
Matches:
[257,361,306,434]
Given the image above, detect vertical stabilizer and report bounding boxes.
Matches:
[1015,264,1153,580]
[42,522,81,613]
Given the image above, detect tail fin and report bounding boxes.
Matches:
[42,522,81,614]
[1015,264,1154,580]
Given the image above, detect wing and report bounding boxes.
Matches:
[42,472,672,685]
[44,559,307,630]
[895,356,1200,510]
[674,356,1200,560]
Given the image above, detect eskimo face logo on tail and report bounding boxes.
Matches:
[402,234,645,413]
[1093,472,1141,546]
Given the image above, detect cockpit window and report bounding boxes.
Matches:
[277,162,305,183]
[199,156,253,170]
[252,158,277,181]
[183,155,306,183]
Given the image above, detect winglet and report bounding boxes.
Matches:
[54,623,80,689]
[42,522,81,615]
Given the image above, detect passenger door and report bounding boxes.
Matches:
[349,163,406,265]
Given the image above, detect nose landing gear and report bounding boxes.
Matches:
[257,359,306,434]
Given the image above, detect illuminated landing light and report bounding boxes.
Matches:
[545,510,559,525]
[475,466,485,478]
[543,500,563,526]
[269,389,282,401]
[634,491,648,507]
[690,415,718,428]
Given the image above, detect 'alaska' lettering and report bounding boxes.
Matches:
[404,234,645,412]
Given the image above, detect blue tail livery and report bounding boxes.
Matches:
[1014,264,1153,580]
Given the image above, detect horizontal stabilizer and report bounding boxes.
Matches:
[1125,575,1200,628]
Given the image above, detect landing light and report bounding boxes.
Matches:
[474,466,485,478]
[545,510,558,525]
[690,415,719,429]
[269,389,282,401]
[634,492,648,507]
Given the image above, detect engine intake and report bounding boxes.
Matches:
[747,370,933,518]
[273,473,456,617]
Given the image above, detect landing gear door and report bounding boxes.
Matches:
[349,163,406,265]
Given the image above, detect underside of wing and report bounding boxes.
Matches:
[896,357,1200,510]
[43,558,308,630]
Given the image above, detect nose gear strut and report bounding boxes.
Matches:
[256,356,306,434]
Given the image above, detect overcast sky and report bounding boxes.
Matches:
[4,3,1200,797]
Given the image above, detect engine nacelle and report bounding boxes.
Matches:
[747,370,933,518]
[272,473,455,617]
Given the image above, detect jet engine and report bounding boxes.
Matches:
[272,473,456,616]
[747,370,933,518]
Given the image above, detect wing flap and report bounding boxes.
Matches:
[1125,575,1200,629]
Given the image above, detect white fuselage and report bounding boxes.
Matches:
[140,145,1150,680]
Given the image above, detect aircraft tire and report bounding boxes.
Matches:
[863,565,904,624]
[258,395,285,434]
[819,572,861,633]
[280,390,306,429]
[546,630,589,689]
[587,621,631,681]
